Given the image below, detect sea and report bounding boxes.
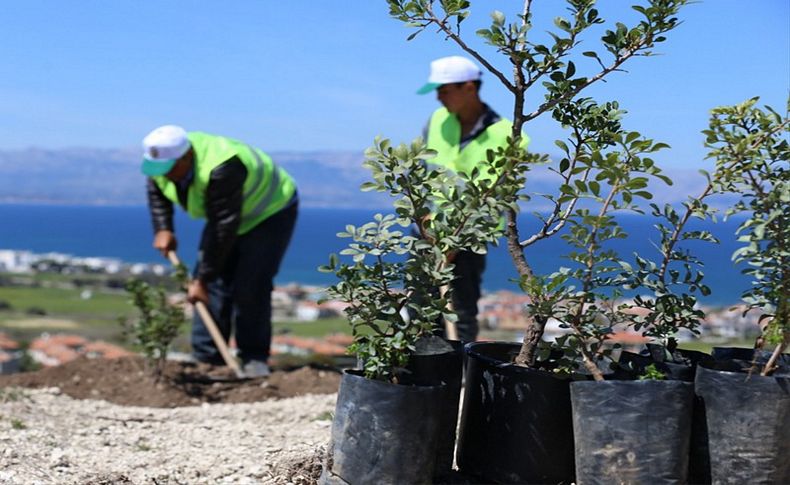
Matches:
[0,204,752,306]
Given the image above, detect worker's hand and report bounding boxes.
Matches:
[153,230,177,258]
[417,213,436,244]
[187,279,210,305]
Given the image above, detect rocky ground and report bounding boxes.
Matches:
[0,356,343,484]
[0,386,335,484]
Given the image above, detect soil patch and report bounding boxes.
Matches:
[0,356,341,407]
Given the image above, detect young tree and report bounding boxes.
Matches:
[387,0,691,378]
[322,138,512,381]
[703,97,790,375]
[120,264,188,380]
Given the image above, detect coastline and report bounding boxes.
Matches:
[0,203,752,305]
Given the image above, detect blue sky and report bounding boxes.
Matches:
[0,0,787,169]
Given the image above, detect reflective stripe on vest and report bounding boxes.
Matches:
[242,146,284,227]
[243,146,266,201]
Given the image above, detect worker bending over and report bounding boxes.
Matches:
[141,125,298,377]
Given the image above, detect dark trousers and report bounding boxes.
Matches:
[444,250,486,343]
[412,249,486,343]
[192,200,298,364]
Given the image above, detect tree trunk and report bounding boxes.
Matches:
[515,316,546,366]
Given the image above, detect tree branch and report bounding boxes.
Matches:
[521,130,590,246]
[523,40,650,123]
[424,3,516,92]
[505,206,535,280]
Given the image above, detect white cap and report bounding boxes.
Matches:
[417,56,482,95]
[140,125,191,176]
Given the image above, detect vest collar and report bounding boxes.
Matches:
[460,103,502,146]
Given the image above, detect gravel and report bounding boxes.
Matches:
[0,387,335,485]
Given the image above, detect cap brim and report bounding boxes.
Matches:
[141,158,177,177]
[416,82,441,95]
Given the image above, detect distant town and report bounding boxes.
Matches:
[0,248,763,374]
[0,248,168,277]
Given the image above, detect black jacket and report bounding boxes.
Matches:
[146,157,247,282]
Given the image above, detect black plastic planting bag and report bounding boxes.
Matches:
[320,370,445,485]
[405,337,464,480]
[711,346,790,376]
[456,342,575,484]
[618,346,714,382]
[645,343,712,366]
[711,346,790,364]
[571,379,694,485]
[616,348,714,483]
[694,363,790,485]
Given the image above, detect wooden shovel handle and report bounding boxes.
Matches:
[439,284,459,341]
[167,251,244,378]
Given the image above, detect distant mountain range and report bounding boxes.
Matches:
[0,147,719,209]
[0,147,384,208]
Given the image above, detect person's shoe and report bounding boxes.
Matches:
[242,359,271,378]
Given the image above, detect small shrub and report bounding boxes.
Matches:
[704,97,790,375]
[638,363,667,381]
[25,306,46,316]
[387,0,695,377]
[313,411,334,422]
[18,350,41,373]
[120,276,186,380]
[321,140,510,382]
[10,418,26,430]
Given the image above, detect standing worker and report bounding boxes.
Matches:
[140,125,298,377]
[417,55,529,342]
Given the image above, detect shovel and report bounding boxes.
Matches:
[167,251,246,379]
[439,284,458,341]
[441,250,458,341]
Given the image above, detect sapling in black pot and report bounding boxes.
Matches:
[319,138,511,484]
[692,97,790,485]
[567,165,726,484]
[608,164,732,484]
[492,105,737,482]
[561,97,789,485]
[611,126,736,377]
[386,0,696,482]
[711,98,790,374]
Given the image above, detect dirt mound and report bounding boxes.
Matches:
[270,446,327,484]
[0,356,341,407]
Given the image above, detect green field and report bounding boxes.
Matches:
[0,286,132,317]
[0,278,354,346]
[0,276,760,356]
[273,317,351,337]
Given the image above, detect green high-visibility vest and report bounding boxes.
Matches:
[153,132,296,235]
[425,107,529,180]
